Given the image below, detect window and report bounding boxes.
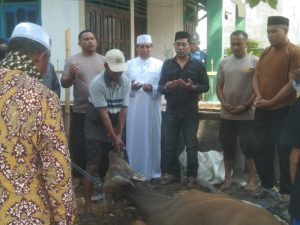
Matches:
[0,1,40,41]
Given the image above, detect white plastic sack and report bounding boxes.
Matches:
[179,149,225,184]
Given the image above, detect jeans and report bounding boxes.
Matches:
[164,111,199,178]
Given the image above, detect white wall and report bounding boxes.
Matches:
[147,0,184,61]
[41,0,85,71]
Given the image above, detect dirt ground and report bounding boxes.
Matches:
[73,176,290,225]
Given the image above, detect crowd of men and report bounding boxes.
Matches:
[0,14,300,225]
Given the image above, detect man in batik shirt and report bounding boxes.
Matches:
[0,22,74,224]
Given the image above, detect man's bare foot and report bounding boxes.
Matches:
[245,182,256,192]
[220,178,233,190]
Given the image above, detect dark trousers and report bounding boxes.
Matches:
[253,107,291,193]
[164,111,199,178]
[69,112,86,178]
[219,119,254,160]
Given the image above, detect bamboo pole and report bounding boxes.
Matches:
[130,0,135,59]
[64,28,71,141]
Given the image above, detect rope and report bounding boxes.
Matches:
[71,161,101,187]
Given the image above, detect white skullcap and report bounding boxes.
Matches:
[137,34,152,45]
[11,22,51,50]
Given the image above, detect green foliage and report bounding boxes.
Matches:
[224,39,263,57]
[246,0,277,9]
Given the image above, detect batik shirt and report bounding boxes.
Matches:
[0,52,75,224]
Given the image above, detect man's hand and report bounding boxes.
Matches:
[230,105,247,114]
[165,80,179,92]
[143,84,153,92]
[131,80,143,90]
[177,79,195,90]
[222,102,234,112]
[70,63,80,78]
[112,135,124,152]
[254,98,273,109]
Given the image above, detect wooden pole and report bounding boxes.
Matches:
[64,28,71,141]
[130,0,135,59]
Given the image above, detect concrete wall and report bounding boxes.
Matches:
[41,0,85,71]
[147,0,184,61]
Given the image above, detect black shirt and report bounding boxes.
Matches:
[158,57,209,116]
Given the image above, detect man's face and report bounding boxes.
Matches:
[105,64,123,82]
[230,34,247,58]
[79,32,97,54]
[190,42,199,53]
[136,44,152,59]
[37,50,50,75]
[174,38,190,57]
[267,25,287,47]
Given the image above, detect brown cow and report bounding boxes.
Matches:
[104,152,283,225]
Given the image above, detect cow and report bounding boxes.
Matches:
[103,151,284,225]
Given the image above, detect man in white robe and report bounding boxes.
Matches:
[125,34,163,179]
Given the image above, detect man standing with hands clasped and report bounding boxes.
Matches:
[159,31,209,187]
[252,16,300,195]
[217,30,258,191]
[125,34,163,180]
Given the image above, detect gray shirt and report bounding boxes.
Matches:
[217,54,258,120]
[85,72,130,142]
[62,52,105,113]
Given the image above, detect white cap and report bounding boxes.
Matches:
[10,22,51,50]
[104,49,127,72]
[137,34,152,45]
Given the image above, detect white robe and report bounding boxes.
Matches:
[125,56,163,179]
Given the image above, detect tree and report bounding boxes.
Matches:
[247,0,277,9]
[224,39,263,57]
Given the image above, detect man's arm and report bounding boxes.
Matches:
[216,66,233,112]
[158,62,168,94]
[194,65,209,93]
[216,63,226,104]
[60,60,79,88]
[268,81,295,106]
[252,70,261,101]
[116,107,128,138]
[99,108,123,151]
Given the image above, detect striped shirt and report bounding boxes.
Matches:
[85,72,130,142]
[88,71,130,113]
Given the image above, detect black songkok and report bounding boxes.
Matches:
[175,31,191,43]
[267,16,289,27]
